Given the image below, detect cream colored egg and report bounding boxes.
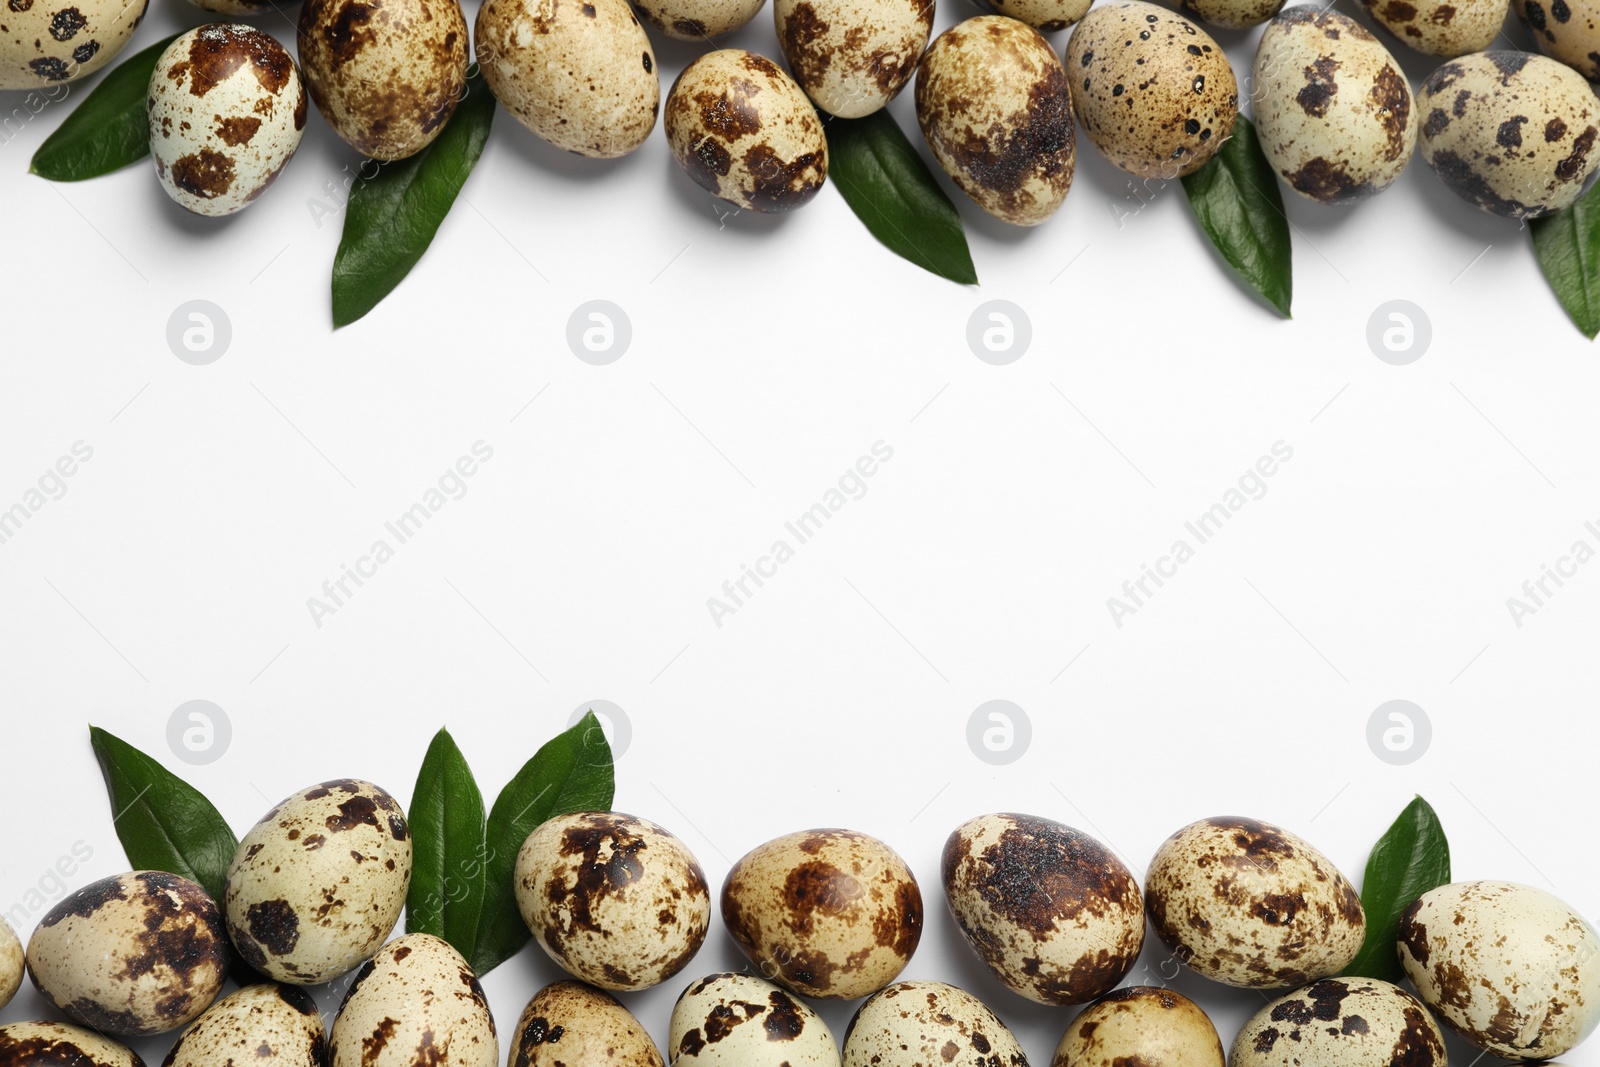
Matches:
[0,917,20,1010]
[296,0,467,159]
[1144,816,1365,989]
[515,811,710,991]
[1254,7,1417,203]
[843,982,1026,1067]
[942,814,1142,1004]
[665,50,829,212]
[25,871,230,1037]
[1417,51,1600,216]
[1520,0,1600,79]
[1231,978,1447,1067]
[1065,1,1238,178]
[0,1022,146,1067]
[1053,987,1224,1067]
[1177,0,1281,28]
[509,981,663,1067]
[669,973,840,1066]
[982,0,1088,31]
[225,779,412,985]
[476,0,657,157]
[0,0,144,90]
[634,0,763,38]
[165,985,326,1067]
[1360,0,1505,55]
[331,935,495,1067]
[915,16,1076,226]
[774,0,931,117]
[1398,881,1600,1059]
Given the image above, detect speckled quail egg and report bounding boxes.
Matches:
[0,0,144,89]
[297,0,467,159]
[914,16,1076,226]
[476,0,658,157]
[148,25,306,217]
[25,871,229,1037]
[1144,816,1365,989]
[515,811,710,991]
[0,917,20,1010]
[979,0,1088,31]
[331,934,496,1067]
[1397,881,1600,1059]
[1177,0,1281,29]
[1417,51,1599,216]
[165,985,326,1067]
[722,829,922,1000]
[225,778,412,985]
[942,814,1142,1004]
[509,981,663,1067]
[1520,0,1600,79]
[632,0,762,38]
[1360,0,1505,55]
[669,972,841,1066]
[1065,1,1238,178]
[1231,978,1448,1067]
[843,982,1026,1067]
[665,50,829,212]
[774,0,931,117]
[1052,987,1225,1067]
[0,1022,146,1067]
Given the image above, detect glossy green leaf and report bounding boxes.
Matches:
[1343,795,1451,983]
[406,729,489,952]
[1182,114,1293,318]
[30,34,182,182]
[1531,183,1600,339]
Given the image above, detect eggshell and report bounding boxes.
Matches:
[1178,0,1281,28]
[509,981,663,1067]
[0,0,145,89]
[0,918,20,1010]
[669,972,840,1066]
[633,0,764,39]
[1360,0,1506,56]
[1231,978,1447,1067]
[164,985,326,1067]
[0,1022,146,1067]
[1520,0,1600,79]
[774,0,932,117]
[330,934,496,1067]
[982,0,1088,31]
[1052,987,1225,1067]
[842,982,1026,1067]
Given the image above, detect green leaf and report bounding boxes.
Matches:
[1181,114,1292,318]
[1343,795,1451,983]
[406,729,489,951]
[331,67,495,328]
[827,109,977,285]
[471,711,615,975]
[30,34,182,182]
[1531,182,1600,339]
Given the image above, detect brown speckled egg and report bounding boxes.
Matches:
[25,871,229,1037]
[296,0,467,159]
[1397,881,1600,1059]
[1144,816,1365,990]
[1253,8,1417,204]
[476,0,658,157]
[0,1022,146,1067]
[774,0,931,117]
[722,829,921,1000]
[515,811,710,991]
[165,985,326,1067]
[148,25,307,217]
[669,973,840,1067]
[510,981,663,1067]
[634,0,764,38]
[1178,0,1281,28]
[330,934,495,1067]
[1052,987,1225,1067]
[1231,978,1447,1067]
[982,0,1088,32]
[0,0,144,89]
[915,16,1076,226]
[1361,0,1505,55]
[1417,51,1599,216]
[942,814,1142,1004]
[843,982,1026,1067]
[1065,1,1238,178]
[1520,0,1600,79]
[225,779,412,986]
[665,50,828,212]
[0,917,20,1010]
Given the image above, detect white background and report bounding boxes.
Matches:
[2,0,1599,1058]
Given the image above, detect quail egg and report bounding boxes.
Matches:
[915,16,1076,226]
[330,934,496,1067]
[0,1022,146,1067]
[1052,987,1224,1067]
[225,778,412,985]
[1178,0,1281,28]
[843,982,1026,1067]
[1254,8,1416,203]
[0,0,144,89]
[774,0,932,117]
[0,917,20,1010]
[669,972,841,1066]
[148,24,306,216]
[979,0,1088,31]
[476,0,658,157]
[1520,0,1600,80]
[25,871,230,1037]
[942,814,1142,1004]
[1360,0,1506,55]
[722,828,922,1000]
[1144,816,1366,989]
[1231,977,1448,1067]
[515,811,710,991]
[165,985,326,1067]
[510,981,663,1067]
[1065,1,1239,178]
[1417,51,1599,216]
[633,0,764,38]
[665,49,829,212]
[297,0,468,159]
[1397,880,1600,1060]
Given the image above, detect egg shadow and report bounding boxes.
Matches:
[491,113,655,183]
